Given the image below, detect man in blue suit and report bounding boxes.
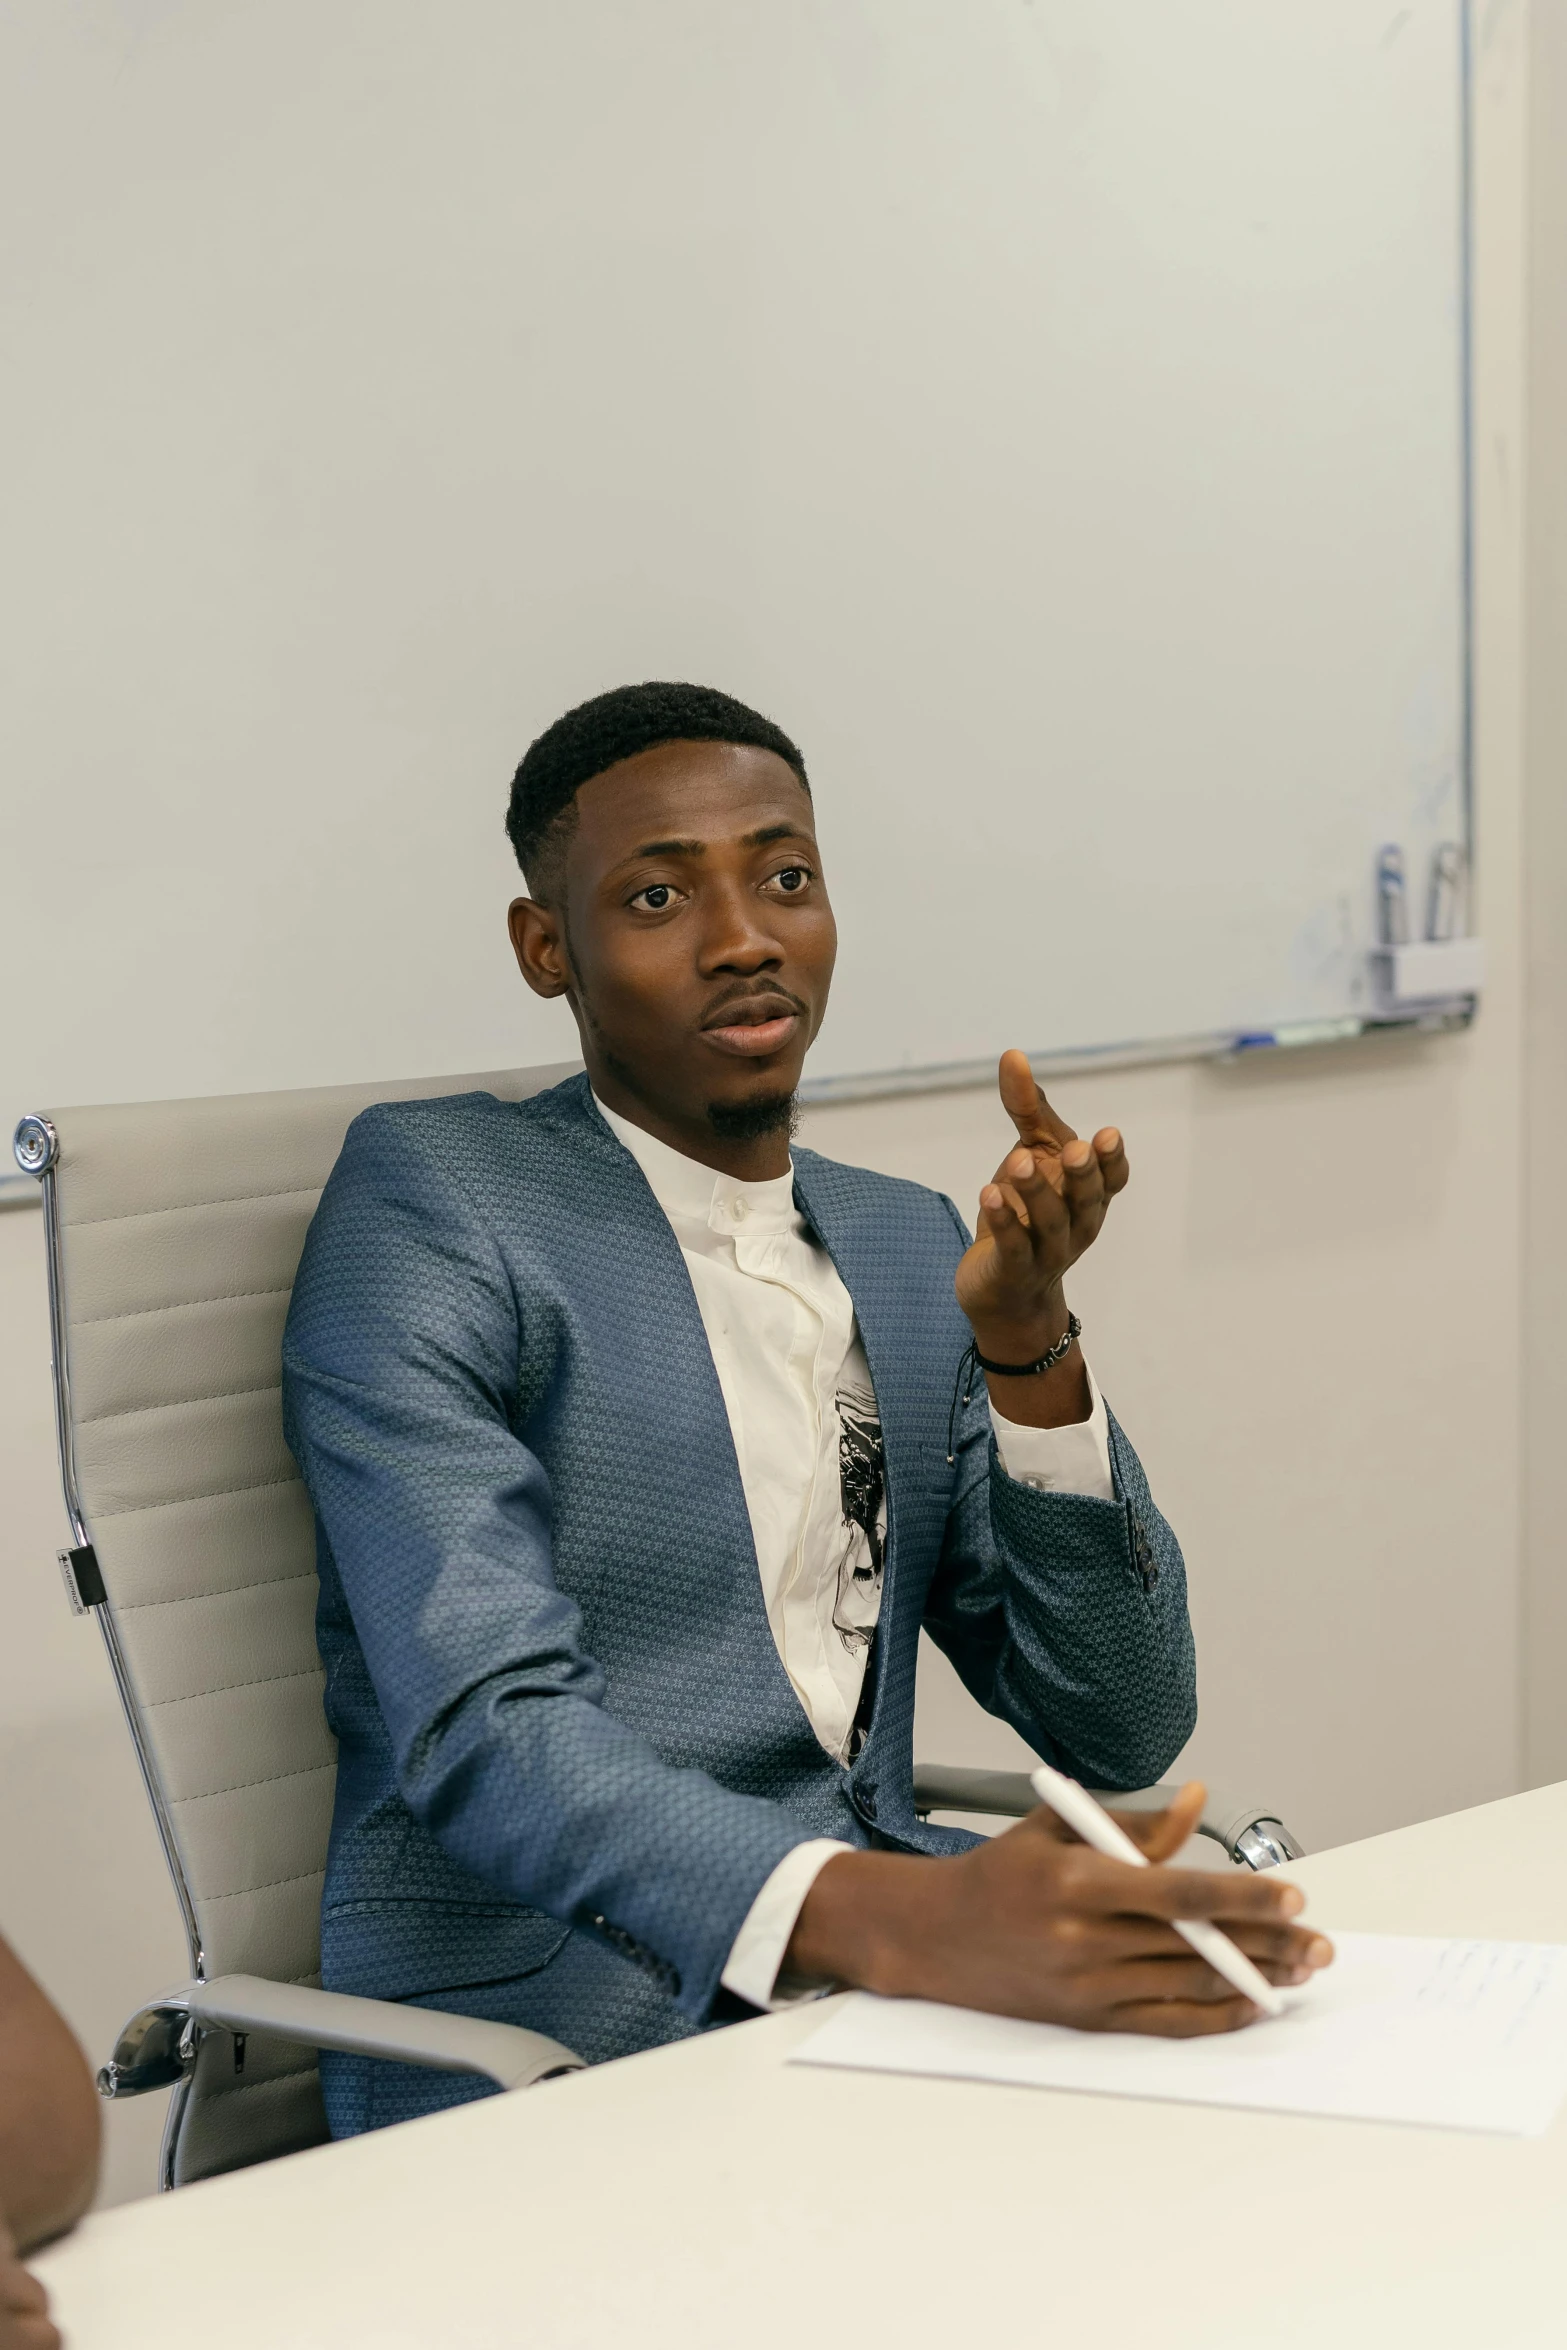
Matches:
[283,681,1328,2136]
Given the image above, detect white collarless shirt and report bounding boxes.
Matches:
[594,1096,1114,2006]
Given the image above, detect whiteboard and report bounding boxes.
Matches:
[1,0,1467,1133]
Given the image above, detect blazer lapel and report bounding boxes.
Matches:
[545,1077,754,1525]
[541,1079,819,1721]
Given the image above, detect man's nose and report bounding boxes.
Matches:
[697,883,783,974]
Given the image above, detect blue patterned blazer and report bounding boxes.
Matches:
[281,1073,1196,2135]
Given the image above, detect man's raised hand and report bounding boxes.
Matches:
[954,1049,1128,1381]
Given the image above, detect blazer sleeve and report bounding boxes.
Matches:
[919,1206,1198,1791]
[281,1106,818,2029]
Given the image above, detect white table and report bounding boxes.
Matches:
[35,1783,1567,2350]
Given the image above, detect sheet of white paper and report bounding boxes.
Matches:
[791,1934,1567,2137]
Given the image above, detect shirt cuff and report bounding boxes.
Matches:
[990,1360,1115,1501]
[720,1839,851,2011]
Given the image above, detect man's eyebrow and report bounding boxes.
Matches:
[627,837,706,859]
[743,822,812,848]
[618,822,811,861]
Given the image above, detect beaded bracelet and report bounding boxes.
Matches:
[970,1311,1082,1378]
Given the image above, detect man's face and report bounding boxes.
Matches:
[509,739,837,1150]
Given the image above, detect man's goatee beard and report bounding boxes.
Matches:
[705,1091,799,1143]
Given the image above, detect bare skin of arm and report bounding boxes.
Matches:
[0,2228,59,2350]
[0,1936,99,2254]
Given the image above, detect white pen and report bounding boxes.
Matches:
[1029,1763,1288,2020]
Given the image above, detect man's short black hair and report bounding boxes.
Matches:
[506,680,809,903]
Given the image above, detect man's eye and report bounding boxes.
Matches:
[629,883,679,912]
[770,866,811,895]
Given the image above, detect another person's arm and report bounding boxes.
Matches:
[0,1937,98,2254]
[0,2227,60,2350]
[0,1933,100,2350]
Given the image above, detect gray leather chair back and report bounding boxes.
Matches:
[27,1061,578,2180]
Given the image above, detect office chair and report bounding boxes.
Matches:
[13,1063,1302,2189]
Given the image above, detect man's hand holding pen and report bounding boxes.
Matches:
[787,1783,1334,2035]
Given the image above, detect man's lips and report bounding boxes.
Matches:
[700,1002,802,1058]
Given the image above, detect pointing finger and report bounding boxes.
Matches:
[998,1050,1076,1150]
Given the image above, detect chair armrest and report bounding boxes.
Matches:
[98,1976,584,2100]
[911,1765,1040,1819]
[910,1764,1305,1869]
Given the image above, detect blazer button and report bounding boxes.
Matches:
[1131,1516,1156,1587]
[857,1782,878,1821]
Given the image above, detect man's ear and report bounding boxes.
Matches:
[508,897,572,1000]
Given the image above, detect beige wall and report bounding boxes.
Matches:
[0,0,1551,2210]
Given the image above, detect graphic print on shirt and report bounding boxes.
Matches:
[831,1379,886,1655]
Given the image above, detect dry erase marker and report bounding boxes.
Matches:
[1029,1763,1288,2019]
[1426,841,1464,942]
[1376,845,1408,946]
